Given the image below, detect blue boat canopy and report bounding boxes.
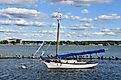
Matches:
[54,49,105,59]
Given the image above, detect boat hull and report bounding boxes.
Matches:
[42,61,98,69]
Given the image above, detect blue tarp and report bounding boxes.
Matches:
[54,49,105,59]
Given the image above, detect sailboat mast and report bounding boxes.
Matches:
[56,19,60,55]
[56,12,61,55]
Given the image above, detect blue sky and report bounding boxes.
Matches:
[0,0,121,41]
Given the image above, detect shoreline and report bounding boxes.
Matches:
[0,44,121,46]
[0,40,121,46]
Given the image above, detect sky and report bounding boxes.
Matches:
[0,0,121,41]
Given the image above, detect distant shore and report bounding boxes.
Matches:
[0,40,121,46]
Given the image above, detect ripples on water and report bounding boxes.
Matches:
[0,45,121,80]
[0,59,121,80]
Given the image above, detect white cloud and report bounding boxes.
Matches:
[52,12,93,22]
[15,19,48,27]
[95,14,121,20]
[0,27,16,33]
[81,9,89,14]
[101,28,121,35]
[0,8,48,20]
[77,33,92,38]
[47,0,112,7]
[50,22,56,27]
[0,20,13,25]
[59,0,74,6]
[50,22,67,29]
[70,23,95,30]
[106,32,115,35]
[101,28,111,32]
[114,28,121,31]
[93,32,105,35]
[0,19,48,27]
[80,18,93,22]
[93,31,116,36]
[0,0,38,6]
[18,27,29,31]
[5,33,12,35]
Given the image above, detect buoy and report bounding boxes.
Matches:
[21,65,27,69]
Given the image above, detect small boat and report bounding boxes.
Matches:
[38,11,105,69]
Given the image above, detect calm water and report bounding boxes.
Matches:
[0,45,121,80]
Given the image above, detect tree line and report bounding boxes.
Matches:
[46,41,121,46]
[0,40,121,46]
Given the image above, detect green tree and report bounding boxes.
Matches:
[10,41,16,45]
[1,40,8,44]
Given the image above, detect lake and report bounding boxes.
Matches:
[0,45,121,80]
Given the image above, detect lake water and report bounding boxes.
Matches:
[0,45,121,80]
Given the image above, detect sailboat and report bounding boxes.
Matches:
[40,11,105,69]
[41,49,105,69]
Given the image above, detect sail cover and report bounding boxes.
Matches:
[54,49,105,59]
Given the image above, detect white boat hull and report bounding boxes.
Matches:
[42,61,98,69]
